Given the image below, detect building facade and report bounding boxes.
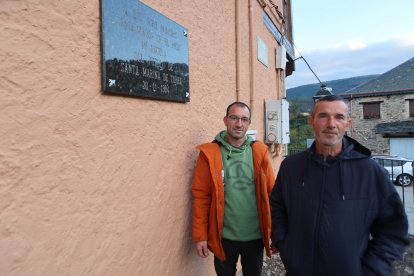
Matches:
[340,58,414,157]
[0,0,294,275]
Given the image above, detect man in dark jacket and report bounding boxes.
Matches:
[270,95,409,275]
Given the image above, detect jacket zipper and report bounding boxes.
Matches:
[313,158,327,275]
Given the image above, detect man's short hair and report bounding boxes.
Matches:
[315,94,344,103]
[311,95,349,116]
[226,102,251,118]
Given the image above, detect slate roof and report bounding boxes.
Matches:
[340,57,414,98]
[337,57,414,137]
[376,120,414,135]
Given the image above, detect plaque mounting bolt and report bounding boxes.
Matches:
[183,30,188,37]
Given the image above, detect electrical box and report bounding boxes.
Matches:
[275,45,287,70]
[264,99,290,144]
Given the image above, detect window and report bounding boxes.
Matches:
[383,159,405,167]
[409,100,414,117]
[361,102,381,119]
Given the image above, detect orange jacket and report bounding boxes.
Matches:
[192,141,275,260]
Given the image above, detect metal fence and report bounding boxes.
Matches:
[396,185,414,236]
[371,156,414,235]
[287,146,306,156]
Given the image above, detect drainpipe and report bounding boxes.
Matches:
[235,0,241,101]
[349,94,354,137]
[248,0,255,112]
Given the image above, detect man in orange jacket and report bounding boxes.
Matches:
[192,102,275,276]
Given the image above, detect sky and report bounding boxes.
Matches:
[286,0,414,89]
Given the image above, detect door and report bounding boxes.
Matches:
[390,138,414,159]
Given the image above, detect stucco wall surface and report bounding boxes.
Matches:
[0,0,284,275]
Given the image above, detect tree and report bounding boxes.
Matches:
[288,101,314,155]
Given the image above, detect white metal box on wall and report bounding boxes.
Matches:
[275,44,286,70]
[264,99,290,144]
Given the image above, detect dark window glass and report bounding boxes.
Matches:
[363,102,380,119]
[409,100,414,117]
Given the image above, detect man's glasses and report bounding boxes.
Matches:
[228,115,250,124]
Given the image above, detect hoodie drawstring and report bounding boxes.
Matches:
[226,146,232,160]
[339,161,345,201]
[301,150,312,187]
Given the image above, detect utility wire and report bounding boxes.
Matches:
[292,43,325,86]
[293,56,324,86]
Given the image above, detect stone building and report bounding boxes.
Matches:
[0,0,294,275]
[340,57,414,158]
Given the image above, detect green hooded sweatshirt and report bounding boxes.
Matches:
[215,131,261,241]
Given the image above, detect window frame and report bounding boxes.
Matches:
[406,99,414,117]
[360,101,382,120]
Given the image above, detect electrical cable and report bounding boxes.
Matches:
[293,56,324,86]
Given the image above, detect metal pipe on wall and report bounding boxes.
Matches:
[235,0,241,101]
[248,0,255,112]
[349,95,354,137]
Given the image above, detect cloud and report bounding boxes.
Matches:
[332,40,367,51]
[298,40,368,53]
[286,34,414,89]
[394,32,414,47]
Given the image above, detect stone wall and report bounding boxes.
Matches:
[348,94,414,154]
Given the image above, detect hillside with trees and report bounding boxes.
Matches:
[286,75,379,113]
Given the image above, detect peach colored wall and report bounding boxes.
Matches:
[0,0,288,275]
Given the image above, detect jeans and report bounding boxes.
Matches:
[214,238,264,276]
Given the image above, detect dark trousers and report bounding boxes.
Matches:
[214,238,264,276]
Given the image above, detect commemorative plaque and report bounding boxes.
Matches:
[101,0,190,102]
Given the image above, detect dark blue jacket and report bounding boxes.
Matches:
[270,136,409,275]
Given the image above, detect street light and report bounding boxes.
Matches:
[293,56,334,102]
[313,84,333,102]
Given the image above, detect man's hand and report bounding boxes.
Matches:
[195,241,209,258]
[270,243,279,254]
